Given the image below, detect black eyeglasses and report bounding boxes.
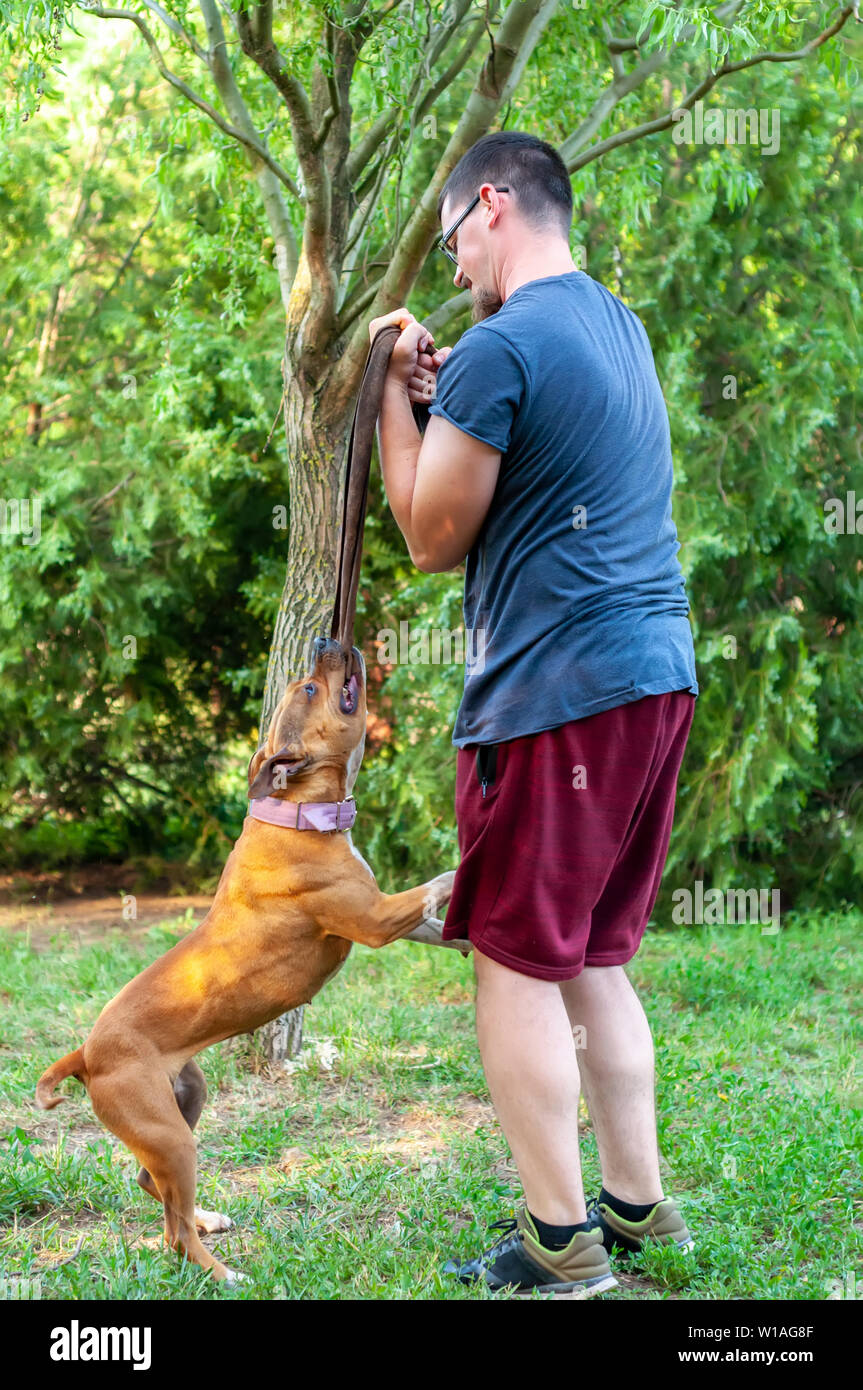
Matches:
[436,187,510,266]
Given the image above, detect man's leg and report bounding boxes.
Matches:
[473,945,587,1224]
[559,964,663,1204]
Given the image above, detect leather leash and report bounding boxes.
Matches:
[329,324,430,682]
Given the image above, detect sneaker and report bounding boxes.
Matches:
[586,1193,695,1256]
[442,1204,619,1298]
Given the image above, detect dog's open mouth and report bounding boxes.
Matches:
[279,756,310,775]
[340,672,360,715]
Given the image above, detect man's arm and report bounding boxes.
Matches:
[377,377,501,573]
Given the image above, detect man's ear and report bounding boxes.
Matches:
[248,745,311,799]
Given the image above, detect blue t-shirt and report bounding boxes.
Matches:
[427,270,698,748]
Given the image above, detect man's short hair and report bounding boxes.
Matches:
[437,131,573,239]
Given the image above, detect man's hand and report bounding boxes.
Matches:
[368,308,452,405]
[416,344,453,406]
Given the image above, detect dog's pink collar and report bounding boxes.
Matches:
[248,796,357,832]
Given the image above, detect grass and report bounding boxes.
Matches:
[0,906,860,1300]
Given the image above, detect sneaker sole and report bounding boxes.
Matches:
[511,1271,619,1300]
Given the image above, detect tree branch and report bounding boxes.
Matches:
[88,471,138,512]
[344,156,391,261]
[561,0,747,164]
[251,0,272,48]
[421,290,473,338]
[414,3,493,135]
[340,0,483,299]
[603,19,626,80]
[337,0,559,415]
[337,1,483,326]
[313,14,342,148]
[233,5,320,169]
[233,3,334,334]
[85,6,302,205]
[346,109,399,189]
[566,4,861,173]
[335,273,388,333]
[57,210,157,375]
[140,0,208,60]
[198,0,302,302]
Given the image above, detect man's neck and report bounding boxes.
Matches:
[501,253,579,302]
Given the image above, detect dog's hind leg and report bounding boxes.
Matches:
[136,1060,231,1235]
[89,1064,237,1281]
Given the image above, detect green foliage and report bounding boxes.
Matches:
[0,35,288,860]
[0,4,860,913]
[360,24,863,910]
[1,909,860,1296]
[626,62,863,908]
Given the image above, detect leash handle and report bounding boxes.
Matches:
[329,323,408,680]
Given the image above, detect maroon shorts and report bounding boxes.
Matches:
[442,691,695,980]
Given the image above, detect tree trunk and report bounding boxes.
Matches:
[253,343,355,1063]
[231,1002,305,1072]
[258,363,347,737]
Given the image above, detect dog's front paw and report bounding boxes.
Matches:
[195,1207,233,1234]
[402,915,473,955]
[427,869,457,913]
[438,926,473,956]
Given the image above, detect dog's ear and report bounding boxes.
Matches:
[248,747,268,795]
[248,745,311,799]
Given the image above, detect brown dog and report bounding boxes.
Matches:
[35,637,461,1282]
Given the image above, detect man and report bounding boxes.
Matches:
[368,131,697,1299]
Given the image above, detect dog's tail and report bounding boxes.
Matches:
[35,1047,88,1110]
